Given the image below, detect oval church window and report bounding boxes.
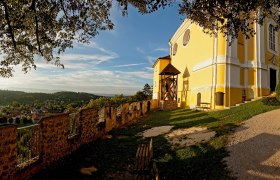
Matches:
[173,43,178,56]
[183,29,190,46]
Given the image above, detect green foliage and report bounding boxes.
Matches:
[142,83,152,99]
[22,117,32,124]
[0,116,7,124]
[134,91,147,101]
[132,83,153,102]
[262,97,280,106]
[276,69,280,101]
[0,90,100,106]
[84,94,132,109]
[83,87,152,109]
[0,1,114,77]
[85,97,113,108]
[14,117,20,124]
[110,94,126,103]
[2,1,280,76]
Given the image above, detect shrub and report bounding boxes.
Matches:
[276,69,280,101]
[262,97,280,106]
[0,117,7,124]
[15,117,21,124]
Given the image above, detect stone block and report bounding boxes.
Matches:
[160,100,178,110]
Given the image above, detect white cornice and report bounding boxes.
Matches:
[193,56,272,72]
[240,61,267,70]
[169,18,191,45]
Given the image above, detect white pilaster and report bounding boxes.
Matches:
[244,35,248,89]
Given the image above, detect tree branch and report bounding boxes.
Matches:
[59,0,70,23]
[1,0,16,49]
[35,15,43,56]
[30,0,43,56]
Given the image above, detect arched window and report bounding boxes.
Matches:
[269,24,276,51]
[183,29,190,46]
[197,93,201,106]
[173,43,178,56]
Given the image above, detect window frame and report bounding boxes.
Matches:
[172,43,178,56]
[267,22,278,55]
[183,29,191,46]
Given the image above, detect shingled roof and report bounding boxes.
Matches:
[152,55,171,68]
[158,55,171,60]
[159,63,180,75]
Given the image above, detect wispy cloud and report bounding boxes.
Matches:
[136,47,145,54]
[60,53,117,64]
[73,41,119,57]
[154,47,169,52]
[147,56,157,64]
[54,41,120,69]
[115,71,153,79]
[112,63,146,68]
[144,67,153,71]
[0,36,153,95]
[0,65,152,95]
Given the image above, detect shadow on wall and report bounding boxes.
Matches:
[0,100,159,180]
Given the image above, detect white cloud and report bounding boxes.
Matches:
[115,71,153,79]
[112,63,146,68]
[0,65,152,95]
[144,67,153,71]
[0,41,153,95]
[147,56,157,64]
[154,47,169,52]
[59,53,117,64]
[72,41,119,58]
[136,47,145,54]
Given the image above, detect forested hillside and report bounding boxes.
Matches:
[0,90,100,106]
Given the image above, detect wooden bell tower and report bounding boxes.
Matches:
[159,64,180,110]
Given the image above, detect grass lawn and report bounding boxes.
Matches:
[32,99,280,179]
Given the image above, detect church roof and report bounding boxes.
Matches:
[159,63,181,75]
[158,55,171,60]
[152,55,171,68]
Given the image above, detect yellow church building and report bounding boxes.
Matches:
[153,17,279,110]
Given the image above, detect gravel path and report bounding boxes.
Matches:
[226,109,280,180]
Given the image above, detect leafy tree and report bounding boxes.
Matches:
[276,69,280,101]
[64,104,73,113]
[22,116,30,124]
[133,91,147,101]
[111,94,128,105]
[0,116,7,124]
[0,1,279,76]
[15,117,21,124]
[85,97,113,108]
[142,83,152,99]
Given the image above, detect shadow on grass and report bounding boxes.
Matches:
[154,135,234,179]
[158,146,234,179]
[171,116,218,130]
[169,111,207,122]
[31,102,280,179]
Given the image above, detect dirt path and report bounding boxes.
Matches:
[226,109,280,179]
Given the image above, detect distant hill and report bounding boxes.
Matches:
[0,90,101,106]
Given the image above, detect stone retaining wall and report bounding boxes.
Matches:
[160,100,178,110]
[0,125,17,180]
[0,100,158,180]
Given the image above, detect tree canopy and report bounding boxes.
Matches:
[0,0,279,77]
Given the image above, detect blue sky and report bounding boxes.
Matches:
[0,4,184,95]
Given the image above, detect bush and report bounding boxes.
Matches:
[276,69,280,101]
[0,117,7,124]
[15,117,21,124]
[262,97,280,106]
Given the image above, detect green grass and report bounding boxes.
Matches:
[32,99,280,179]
